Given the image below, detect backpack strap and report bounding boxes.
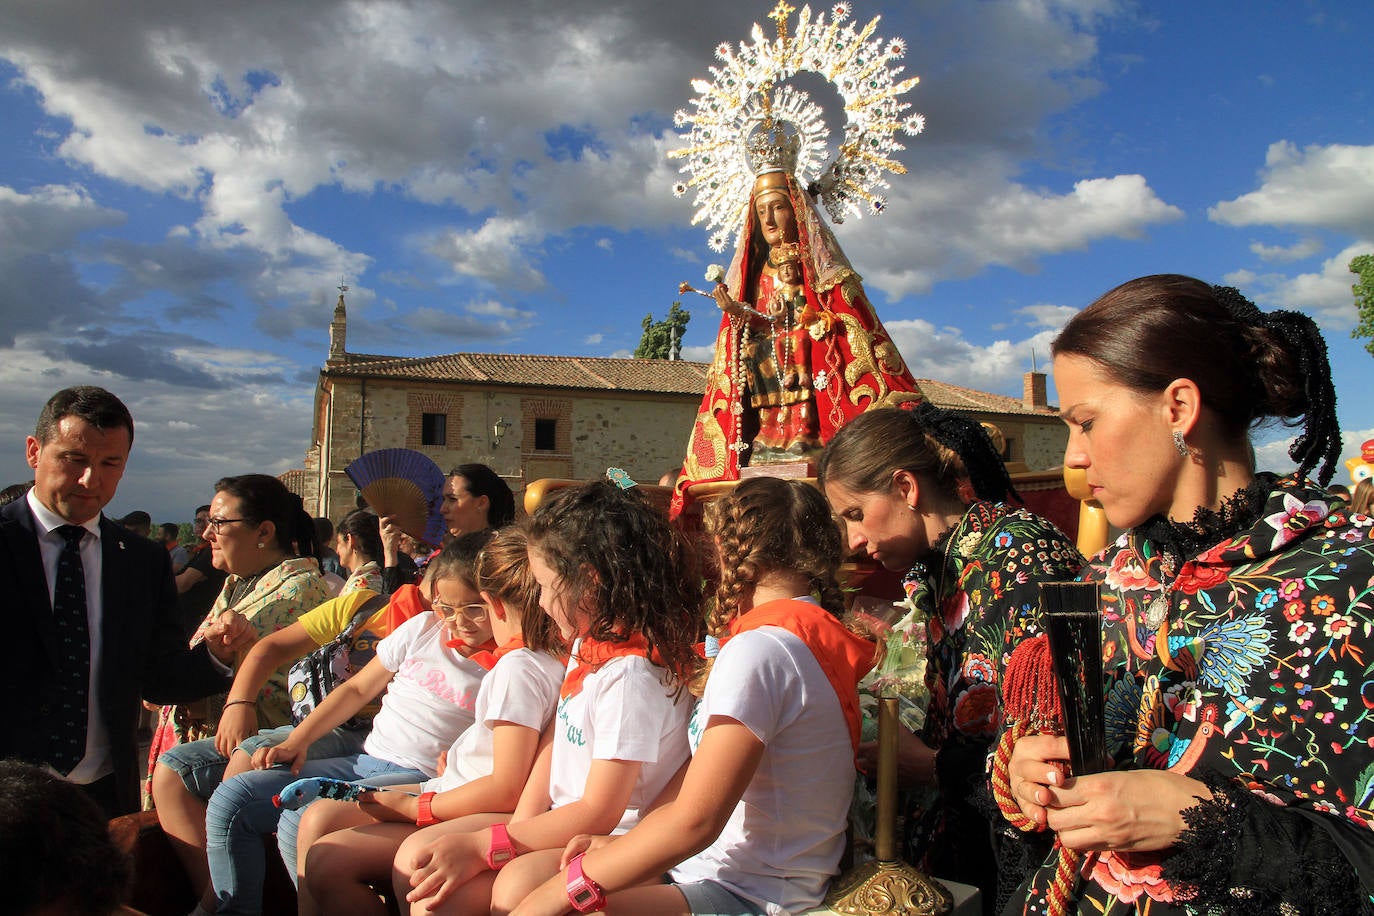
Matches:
[332,592,391,646]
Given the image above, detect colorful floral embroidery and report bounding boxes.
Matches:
[1017,476,1374,914]
[855,501,1081,881]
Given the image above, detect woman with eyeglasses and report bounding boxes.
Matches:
[144,476,330,895]
[148,476,332,786]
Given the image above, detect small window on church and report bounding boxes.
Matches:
[1002,437,1016,461]
[421,413,447,446]
[535,418,557,451]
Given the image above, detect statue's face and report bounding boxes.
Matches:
[753,186,797,247]
[776,259,802,286]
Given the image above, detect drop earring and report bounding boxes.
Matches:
[1172,430,1188,457]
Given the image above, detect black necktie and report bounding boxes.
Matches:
[52,524,90,774]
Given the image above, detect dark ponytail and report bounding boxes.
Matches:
[819,405,1018,504]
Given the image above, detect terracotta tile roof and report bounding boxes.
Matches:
[913,378,1059,417]
[323,352,1057,415]
[325,352,710,395]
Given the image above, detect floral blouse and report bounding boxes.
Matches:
[1014,475,1374,914]
[340,560,383,596]
[856,501,1082,899]
[144,556,332,800]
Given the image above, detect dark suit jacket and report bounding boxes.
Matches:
[0,499,230,814]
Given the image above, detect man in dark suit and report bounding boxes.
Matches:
[0,386,247,816]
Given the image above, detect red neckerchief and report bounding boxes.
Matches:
[447,636,501,669]
[724,598,876,753]
[495,633,526,658]
[384,584,428,634]
[559,634,655,700]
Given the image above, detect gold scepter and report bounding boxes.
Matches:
[825,697,953,916]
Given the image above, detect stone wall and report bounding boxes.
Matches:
[311,376,699,520]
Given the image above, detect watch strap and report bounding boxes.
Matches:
[415,791,439,827]
[566,852,608,913]
[486,821,516,870]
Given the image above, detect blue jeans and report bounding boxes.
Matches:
[158,725,370,799]
[206,752,423,914]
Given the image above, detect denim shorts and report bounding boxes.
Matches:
[158,725,369,799]
[675,880,768,916]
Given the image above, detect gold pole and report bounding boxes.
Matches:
[824,697,954,915]
[873,694,899,862]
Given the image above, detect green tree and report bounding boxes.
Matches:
[1351,253,1374,357]
[634,302,691,359]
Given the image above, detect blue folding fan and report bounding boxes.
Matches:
[344,448,447,547]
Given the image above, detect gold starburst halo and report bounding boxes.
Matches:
[670,2,925,252]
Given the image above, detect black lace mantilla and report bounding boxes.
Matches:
[1136,472,1278,567]
[1164,771,1374,915]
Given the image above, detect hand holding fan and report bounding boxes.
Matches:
[344,448,446,546]
[1041,581,1107,776]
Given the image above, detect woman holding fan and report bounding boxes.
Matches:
[1004,275,1374,914]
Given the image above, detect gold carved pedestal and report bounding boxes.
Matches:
[824,697,953,916]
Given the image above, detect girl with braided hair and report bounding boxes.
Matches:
[1005,274,1374,915]
[819,405,1083,912]
[508,477,873,916]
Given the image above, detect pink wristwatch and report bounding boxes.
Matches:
[566,853,607,913]
[486,822,517,870]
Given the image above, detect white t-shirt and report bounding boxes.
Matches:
[669,626,854,915]
[364,612,487,776]
[548,640,691,834]
[423,647,566,793]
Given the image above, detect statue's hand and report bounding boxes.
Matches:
[713,285,745,318]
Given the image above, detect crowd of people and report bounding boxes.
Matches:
[4,272,1374,916]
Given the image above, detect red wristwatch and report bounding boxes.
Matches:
[415,791,439,827]
[485,822,517,870]
[566,853,607,913]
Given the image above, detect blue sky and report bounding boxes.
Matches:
[1,0,1371,524]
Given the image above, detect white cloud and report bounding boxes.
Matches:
[0,0,1162,304]
[886,318,1061,394]
[584,333,604,345]
[427,217,546,290]
[1209,142,1374,237]
[845,168,1183,298]
[1253,426,1374,485]
[1250,237,1323,263]
[1224,241,1374,328]
[679,343,716,363]
[466,300,533,321]
[1020,303,1081,329]
[0,338,313,521]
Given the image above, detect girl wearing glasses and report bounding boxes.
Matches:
[297,526,567,914]
[194,531,497,913]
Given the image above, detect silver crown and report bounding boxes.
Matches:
[745,120,801,176]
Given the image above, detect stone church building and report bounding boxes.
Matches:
[299,291,1069,523]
